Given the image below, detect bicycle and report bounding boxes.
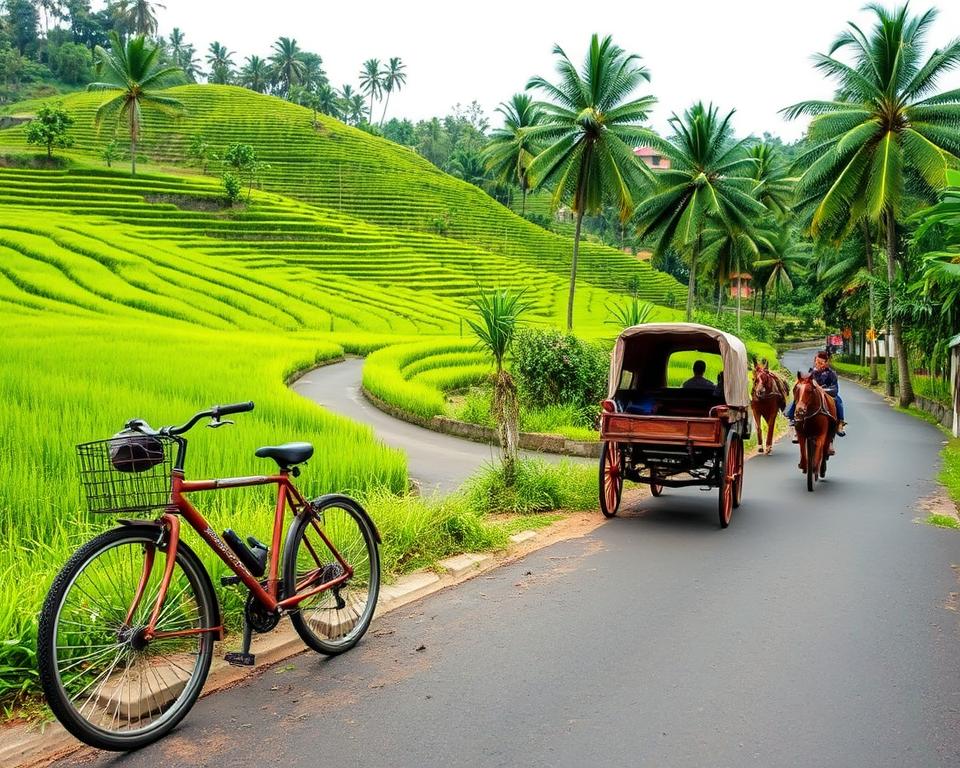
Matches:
[37,402,381,751]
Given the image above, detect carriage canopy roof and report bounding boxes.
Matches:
[608,322,750,407]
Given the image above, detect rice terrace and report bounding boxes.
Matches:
[1,1,960,766]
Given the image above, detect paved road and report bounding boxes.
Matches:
[291,358,589,494]
[55,349,960,767]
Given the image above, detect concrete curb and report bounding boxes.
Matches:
[359,385,602,458]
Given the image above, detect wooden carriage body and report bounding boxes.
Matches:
[598,323,751,527]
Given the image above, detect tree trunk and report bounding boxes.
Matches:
[567,209,583,331]
[379,91,391,127]
[736,282,742,334]
[862,220,879,385]
[130,136,137,175]
[686,232,701,322]
[885,210,913,404]
[521,186,527,217]
[716,281,723,318]
[494,370,519,487]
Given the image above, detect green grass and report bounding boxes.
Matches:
[925,513,960,530]
[941,438,960,510]
[462,460,597,515]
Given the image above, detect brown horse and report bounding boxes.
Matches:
[751,359,786,454]
[793,372,838,491]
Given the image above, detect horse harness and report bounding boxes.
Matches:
[753,368,782,401]
[794,379,837,425]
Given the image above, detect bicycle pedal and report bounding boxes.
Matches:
[220,575,242,586]
[224,651,255,667]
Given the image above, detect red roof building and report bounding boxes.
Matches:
[634,145,671,170]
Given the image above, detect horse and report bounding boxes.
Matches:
[751,358,786,454]
[793,372,838,491]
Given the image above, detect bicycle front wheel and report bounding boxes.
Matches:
[284,495,380,655]
[37,525,218,751]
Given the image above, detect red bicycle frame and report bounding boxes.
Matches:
[127,469,354,643]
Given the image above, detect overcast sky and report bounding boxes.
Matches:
[147,0,960,141]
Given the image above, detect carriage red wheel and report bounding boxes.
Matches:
[732,435,744,508]
[599,441,623,518]
[718,432,736,528]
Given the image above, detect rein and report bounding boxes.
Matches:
[794,380,836,425]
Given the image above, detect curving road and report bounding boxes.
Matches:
[53,349,960,767]
[291,358,591,494]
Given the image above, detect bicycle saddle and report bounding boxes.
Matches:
[255,442,314,468]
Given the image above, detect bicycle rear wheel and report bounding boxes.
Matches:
[37,525,217,751]
[284,495,380,655]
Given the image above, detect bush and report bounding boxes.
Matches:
[513,329,608,411]
[221,172,242,205]
[463,459,595,515]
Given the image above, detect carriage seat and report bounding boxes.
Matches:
[615,388,724,418]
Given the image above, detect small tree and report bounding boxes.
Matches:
[188,134,216,174]
[465,288,532,486]
[25,103,73,159]
[101,139,120,167]
[221,172,242,205]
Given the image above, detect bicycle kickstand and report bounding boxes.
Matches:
[224,619,255,667]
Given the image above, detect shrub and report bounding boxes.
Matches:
[513,329,608,411]
[221,172,242,204]
[462,459,596,514]
[25,103,73,159]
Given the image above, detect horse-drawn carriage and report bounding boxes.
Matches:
[598,323,751,527]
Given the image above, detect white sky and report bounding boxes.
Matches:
[145,0,960,141]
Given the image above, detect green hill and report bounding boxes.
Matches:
[0,85,685,306]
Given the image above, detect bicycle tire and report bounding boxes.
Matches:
[37,525,218,751]
[284,495,380,656]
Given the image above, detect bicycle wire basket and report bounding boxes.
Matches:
[76,432,177,514]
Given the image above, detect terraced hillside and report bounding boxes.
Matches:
[0,164,655,333]
[0,85,685,307]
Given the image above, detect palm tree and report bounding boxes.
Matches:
[299,52,326,91]
[782,4,960,406]
[465,288,532,485]
[633,103,766,321]
[378,57,406,126]
[526,34,656,330]
[754,227,812,320]
[206,42,233,84]
[347,94,367,126]
[90,32,184,175]
[168,27,186,65]
[241,55,269,94]
[749,143,795,219]
[270,37,305,97]
[358,58,382,125]
[316,83,341,119]
[482,93,543,216]
[115,0,164,37]
[699,220,765,331]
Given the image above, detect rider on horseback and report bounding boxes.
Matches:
[788,351,846,441]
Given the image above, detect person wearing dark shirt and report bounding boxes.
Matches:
[788,350,846,440]
[683,359,715,390]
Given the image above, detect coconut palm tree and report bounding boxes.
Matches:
[205,41,233,84]
[465,288,532,486]
[168,27,186,64]
[299,52,326,91]
[115,0,164,37]
[270,37,305,97]
[316,83,341,119]
[378,57,406,126]
[633,103,766,321]
[482,93,543,216]
[699,220,766,331]
[526,34,656,330]
[782,3,960,406]
[749,143,795,219]
[754,227,812,320]
[358,58,382,126]
[89,32,184,175]
[241,55,269,94]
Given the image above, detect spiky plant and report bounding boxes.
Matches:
[464,288,533,486]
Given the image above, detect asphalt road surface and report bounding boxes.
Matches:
[55,349,960,767]
[291,357,589,494]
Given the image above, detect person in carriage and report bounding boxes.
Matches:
[787,350,846,442]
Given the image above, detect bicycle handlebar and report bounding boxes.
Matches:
[126,402,255,437]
